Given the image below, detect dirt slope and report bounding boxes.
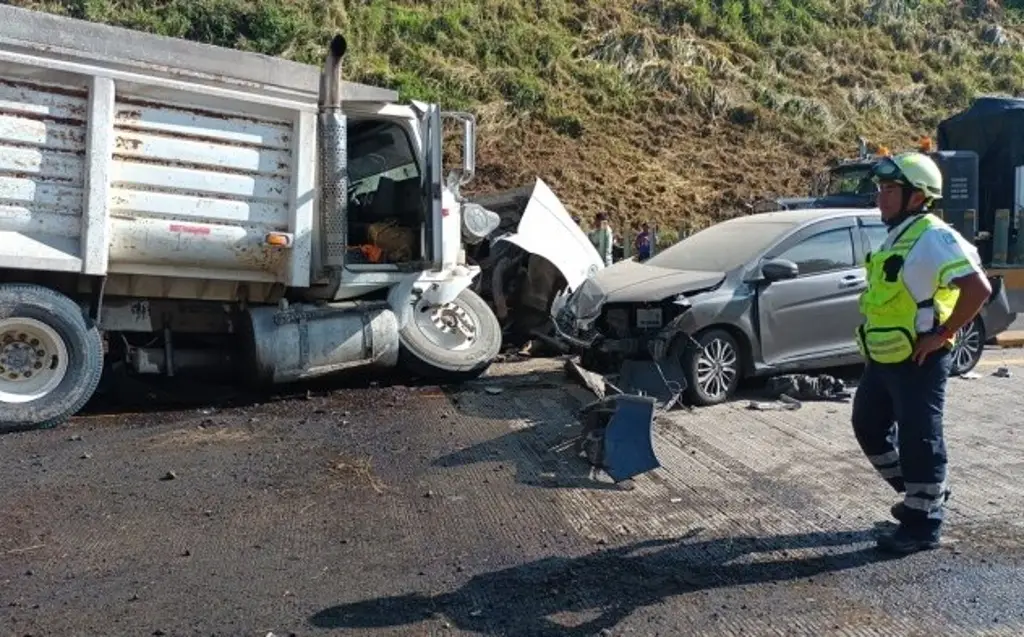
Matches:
[13,0,1024,240]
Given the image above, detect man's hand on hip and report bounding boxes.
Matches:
[912,332,948,365]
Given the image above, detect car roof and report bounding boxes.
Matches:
[730,207,878,226]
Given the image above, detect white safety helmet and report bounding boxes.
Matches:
[870,151,943,200]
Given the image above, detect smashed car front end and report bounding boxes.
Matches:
[553,271,722,363]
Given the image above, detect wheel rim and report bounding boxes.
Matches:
[413,299,479,351]
[695,337,738,399]
[951,320,982,372]
[0,317,70,404]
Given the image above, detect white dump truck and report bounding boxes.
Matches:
[0,6,513,430]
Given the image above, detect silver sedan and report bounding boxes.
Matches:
[554,208,1017,405]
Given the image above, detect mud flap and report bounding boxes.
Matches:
[577,394,660,483]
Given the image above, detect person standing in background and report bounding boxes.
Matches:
[635,223,652,261]
[589,212,614,266]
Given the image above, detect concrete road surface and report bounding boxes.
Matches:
[1,354,1023,636]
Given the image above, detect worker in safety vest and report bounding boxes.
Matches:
[853,151,991,555]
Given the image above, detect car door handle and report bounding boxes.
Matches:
[839,277,866,288]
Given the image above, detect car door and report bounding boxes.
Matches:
[757,217,866,365]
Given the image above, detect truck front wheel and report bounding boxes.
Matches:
[0,284,104,433]
[399,288,502,382]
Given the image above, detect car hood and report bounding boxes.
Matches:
[590,259,725,303]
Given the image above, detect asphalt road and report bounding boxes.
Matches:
[1,353,1023,636]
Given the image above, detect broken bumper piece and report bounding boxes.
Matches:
[577,394,660,483]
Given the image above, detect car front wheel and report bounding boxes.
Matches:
[681,328,743,406]
[949,316,985,376]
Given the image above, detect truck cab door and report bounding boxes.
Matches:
[411,100,444,270]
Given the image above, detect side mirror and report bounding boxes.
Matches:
[761,257,799,281]
[442,111,476,191]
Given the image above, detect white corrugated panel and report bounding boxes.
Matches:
[0,78,87,271]
[108,95,295,280]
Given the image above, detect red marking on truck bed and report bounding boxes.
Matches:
[169,224,211,236]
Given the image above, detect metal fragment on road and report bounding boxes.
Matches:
[564,357,606,399]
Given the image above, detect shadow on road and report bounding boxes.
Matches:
[77,366,440,417]
[310,527,898,636]
[432,418,622,492]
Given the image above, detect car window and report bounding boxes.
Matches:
[774,227,856,276]
[862,224,888,254]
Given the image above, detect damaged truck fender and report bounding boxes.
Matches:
[495,178,603,294]
[388,269,503,380]
[386,267,482,330]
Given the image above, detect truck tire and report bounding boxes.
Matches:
[399,288,502,382]
[0,283,104,433]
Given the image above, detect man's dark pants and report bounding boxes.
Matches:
[851,348,952,539]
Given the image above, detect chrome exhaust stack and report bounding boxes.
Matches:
[318,34,348,270]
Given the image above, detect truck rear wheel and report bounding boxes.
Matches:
[399,288,502,381]
[0,284,104,433]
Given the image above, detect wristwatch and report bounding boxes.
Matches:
[935,324,954,340]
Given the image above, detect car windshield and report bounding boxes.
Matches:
[646,219,795,272]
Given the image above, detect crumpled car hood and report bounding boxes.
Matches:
[590,259,724,303]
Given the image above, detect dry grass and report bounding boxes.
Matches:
[13,0,1024,231]
[149,424,254,448]
[326,455,388,494]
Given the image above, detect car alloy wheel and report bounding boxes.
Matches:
[695,336,739,401]
[950,318,984,376]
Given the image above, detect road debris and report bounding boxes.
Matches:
[575,394,660,483]
[564,358,606,399]
[565,355,685,411]
[748,374,852,410]
[959,371,982,380]
[993,366,1012,378]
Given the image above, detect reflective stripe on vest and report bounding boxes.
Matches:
[856,213,961,364]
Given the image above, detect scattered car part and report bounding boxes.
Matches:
[576,394,660,483]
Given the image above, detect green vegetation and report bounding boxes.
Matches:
[13,0,1024,231]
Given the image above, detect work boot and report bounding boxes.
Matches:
[890,489,952,523]
[876,525,941,555]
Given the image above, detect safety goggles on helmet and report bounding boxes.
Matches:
[870,157,906,184]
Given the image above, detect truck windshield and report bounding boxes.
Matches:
[826,166,876,196]
[646,219,795,272]
[348,122,420,194]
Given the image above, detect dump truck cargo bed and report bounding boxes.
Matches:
[0,4,396,293]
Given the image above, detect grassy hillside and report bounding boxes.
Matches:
[12,0,1024,240]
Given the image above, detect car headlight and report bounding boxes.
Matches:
[571,278,606,321]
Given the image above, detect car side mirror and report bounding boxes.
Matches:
[761,257,799,281]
